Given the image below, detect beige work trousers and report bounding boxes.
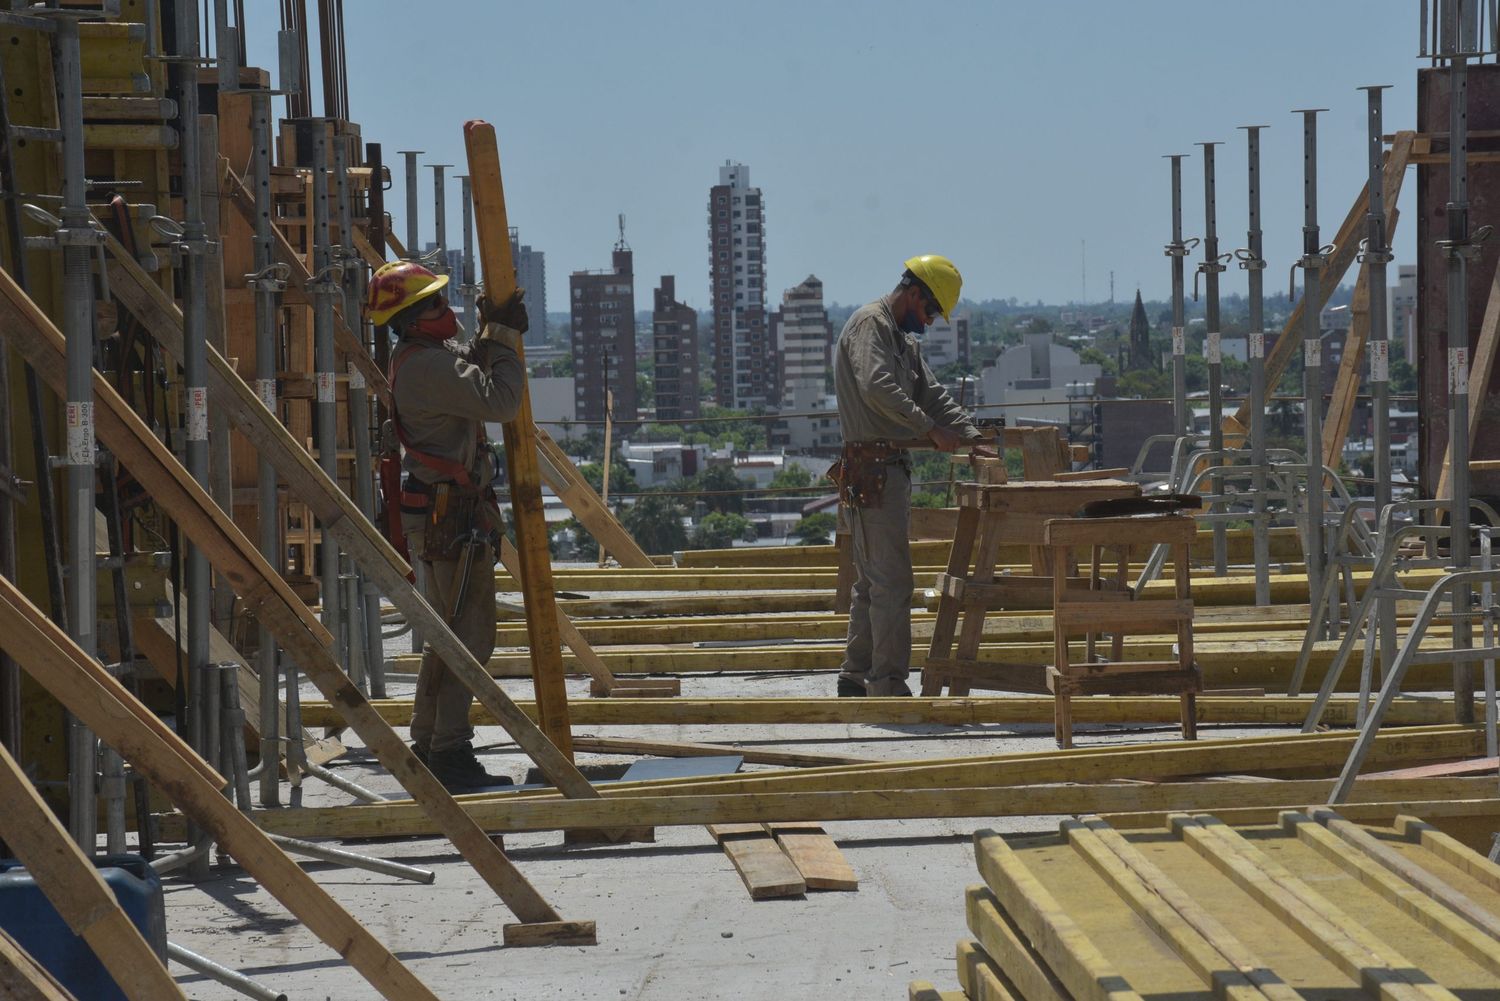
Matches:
[404,518,496,753]
[838,463,913,696]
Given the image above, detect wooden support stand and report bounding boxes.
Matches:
[921,479,1140,696]
[1043,514,1201,749]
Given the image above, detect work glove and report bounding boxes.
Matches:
[478,287,528,336]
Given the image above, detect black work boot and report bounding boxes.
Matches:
[837,677,866,698]
[428,742,514,791]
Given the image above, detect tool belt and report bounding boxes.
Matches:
[826,441,902,509]
[402,478,502,563]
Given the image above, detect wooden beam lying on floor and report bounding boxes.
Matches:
[227,726,1488,838]
[0,266,586,935]
[232,776,1499,838]
[571,736,873,768]
[295,694,1469,729]
[0,741,186,1001]
[0,577,441,1001]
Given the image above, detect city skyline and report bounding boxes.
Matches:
[242,1,1419,310]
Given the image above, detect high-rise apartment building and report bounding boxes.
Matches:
[770,275,831,406]
[569,237,635,426]
[509,227,548,344]
[708,161,771,409]
[922,312,970,370]
[652,275,700,422]
[1390,263,1417,361]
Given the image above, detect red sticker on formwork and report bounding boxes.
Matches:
[187,386,208,441]
[65,401,93,466]
[316,371,336,404]
[1369,340,1388,383]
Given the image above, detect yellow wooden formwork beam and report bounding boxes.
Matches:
[217,776,1499,840]
[294,694,1469,730]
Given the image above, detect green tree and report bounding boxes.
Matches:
[636,370,655,408]
[621,493,689,555]
[682,463,752,514]
[688,511,752,549]
[768,464,815,494]
[789,511,836,545]
[579,461,638,495]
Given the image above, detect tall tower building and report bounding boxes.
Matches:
[708,161,770,409]
[1127,289,1154,371]
[509,227,548,344]
[569,221,636,426]
[653,275,700,422]
[771,275,831,406]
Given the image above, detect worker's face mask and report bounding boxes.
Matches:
[897,303,926,335]
[408,307,459,341]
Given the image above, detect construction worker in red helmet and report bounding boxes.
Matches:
[831,255,995,697]
[368,260,527,790]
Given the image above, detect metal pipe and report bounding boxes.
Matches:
[267,833,436,883]
[309,122,344,670]
[1196,141,1228,574]
[1359,85,1400,680]
[53,15,99,856]
[1238,124,1271,606]
[1442,6,1476,721]
[459,174,476,339]
[249,90,283,809]
[303,761,383,804]
[397,149,421,258]
[1163,154,1192,437]
[1293,108,1329,642]
[334,136,384,695]
[213,0,238,94]
[429,163,451,272]
[168,942,287,1001]
[219,665,253,811]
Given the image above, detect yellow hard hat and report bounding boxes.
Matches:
[903,254,962,320]
[366,261,449,327]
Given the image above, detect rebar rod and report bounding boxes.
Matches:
[1360,85,1400,681]
[1442,3,1477,722]
[249,89,283,808]
[53,15,99,856]
[309,122,344,670]
[397,149,421,258]
[266,833,436,883]
[1164,154,1191,437]
[334,135,384,695]
[459,174,476,339]
[1239,124,1271,606]
[1294,108,1329,643]
[168,942,286,1001]
[1197,141,1229,573]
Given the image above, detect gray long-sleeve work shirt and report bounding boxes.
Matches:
[833,298,978,449]
[390,324,524,486]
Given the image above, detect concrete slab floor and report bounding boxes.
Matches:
[160,659,1298,1001]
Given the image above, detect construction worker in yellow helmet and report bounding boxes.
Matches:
[367,260,528,790]
[830,254,995,697]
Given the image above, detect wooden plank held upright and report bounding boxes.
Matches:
[463,120,573,757]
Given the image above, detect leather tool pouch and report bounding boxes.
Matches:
[422,485,482,562]
[833,442,896,509]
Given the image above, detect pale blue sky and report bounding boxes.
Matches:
[245,1,1421,310]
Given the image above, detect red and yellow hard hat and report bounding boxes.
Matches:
[365,261,449,326]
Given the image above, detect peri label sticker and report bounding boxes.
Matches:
[256,378,277,410]
[1206,332,1222,364]
[316,371,336,403]
[187,386,208,441]
[1450,346,1470,394]
[1249,332,1265,359]
[1304,339,1321,368]
[1172,326,1185,356]
[66,401,93,466]
[347,362,366,390]
[1370,340,1388,382]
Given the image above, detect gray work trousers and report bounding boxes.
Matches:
[404,518,496,753]
[838,463,913,695]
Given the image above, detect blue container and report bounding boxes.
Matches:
[0,854,167,1001]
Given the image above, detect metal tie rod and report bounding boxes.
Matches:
[168,942,286,1001]
[267,833,436,883]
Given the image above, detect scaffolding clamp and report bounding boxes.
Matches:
[246,262,290,293]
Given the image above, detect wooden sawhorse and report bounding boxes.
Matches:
[1043,513,1200,748]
